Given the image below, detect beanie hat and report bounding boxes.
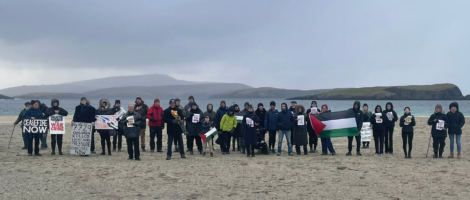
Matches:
[270,101,276,106]
[136,96,142,101]
[322,104,328,109]
[31,100,38,105]
[115,100,121,104]
[404,107,410,111]
[175,98,180,102]
[291,101,297,104]
[80,97,87,101]
[435,104,442,110]
[220,100,226,104]
[244,102,250,106]
[154,98,160,103]
[311,101,317,106]
[25,101,31,106]
[258,103,264,107]
[188,95,195,100]
[363,103,368,108]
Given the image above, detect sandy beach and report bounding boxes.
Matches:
[1,116,469,200]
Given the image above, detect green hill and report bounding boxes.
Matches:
[287,84,463,100]
[209,87,338,98]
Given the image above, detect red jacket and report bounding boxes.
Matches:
[147,99,164,127]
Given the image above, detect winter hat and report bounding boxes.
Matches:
[220,100,226,104]
[169,99,176,104]
[270,101,276,106]
[404,107,410,111]
[258,103,264,107]
[175,98,181,103]
[248,104,254,111]
[188,95,195,101]
[154,98,160,103]
[363,103,368,108]
[435,104,442,110]
[115,100,121,104]
[322,104,328,109]
[311,101,317,106]
[80,97,87,101]
[24,102,31,106]
[189,102,197,108]
[205,116,210,119]
[136,96,142,101]
[291,101,297,104]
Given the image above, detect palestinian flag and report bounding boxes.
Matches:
[236,115,243,124]
[200,128,219,143]
[309,110,358,138]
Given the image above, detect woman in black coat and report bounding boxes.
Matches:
[428,104,448,158]
[185,103,204,155]
[243,105,260,157]
[293,105,308,155]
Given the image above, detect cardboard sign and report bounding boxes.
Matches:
[246,118,254,127]
[127,116,134,127]
[297,115,305,126]
[361,122,372,142]
[23,119,48,134]
[375,113,382,123]
[49,115,65,134]
[436,120,445,130]
[192,114,200,123]
[95,115,118,130]
[70,122,93,155]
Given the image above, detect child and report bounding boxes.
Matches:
[362,104,373,149]
[201,116,214,157]
[371,105,385,155]
[399,107,416,159]
[293,105,309,155]
[428,104,448,158]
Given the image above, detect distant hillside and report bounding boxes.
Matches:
[287,84,463,100]
[209,87,338,98]
[15,93,83,99]
[0,94,13,99]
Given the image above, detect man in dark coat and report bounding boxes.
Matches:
[255,103,267,142]
[14,102,31,149]
[265,101,279,153]
[72,97,97,153]
[23,100,45,156]
[120,103,142,161]
[347,101,364,156]
[163,99,186,160]
[135,97,149,152]
[277,103,294,156]
[446,102,465,159]
[44,99,68,155]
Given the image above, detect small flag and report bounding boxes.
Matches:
[200,128,219,143]
[310,110,358,138]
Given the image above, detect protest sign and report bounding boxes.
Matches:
[298,115,305,126]
[375,113,383,123]
[49,115,65,134]
[23,119,48,134]
[246,118,254,127]
[127,116,134,127]
[95,115,119,130]
[437,120,445,130]
[192,114,200,123]
[70,122,92,155]
[361,122,372,142]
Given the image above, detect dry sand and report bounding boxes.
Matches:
[1,116,469,200]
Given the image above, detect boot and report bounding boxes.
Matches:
[433,151,438,158]
[190,151,194,155]
[404,151,408,158]
[210,152,213,157]
[174,146,179,152]
[357,151,362,156]
[51,148,56,155]
[59,149,63,155]
[203,152,206,156]
[457,153,461,159]
[362,143,366,149]
[366,143,370,148]
[295,146,301,155]
[142,147,146,152]
[108,145,112,156]
[448,153,454,158]
[408,150,411,158]
[181,154,186,159]
[439,151,443,158]
[101,151,105,155]
[309,145,314,153]
[247,146,251,157]
[166,156,171,160]
[303,146,308,155]
[346,152,352,156]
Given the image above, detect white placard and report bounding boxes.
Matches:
[297,115,305,126]
[436,120,445,130]
[404,116,412,125]
[311,108,318,114]
[70,122,92,155]
[386,112,393,121]
[361,122,372,142]
[49,115,65,134]
[23,119,48,134]
[126,116,134,127]
[192,114,200,123]
[246,118,254,127]
[375,113,382,123]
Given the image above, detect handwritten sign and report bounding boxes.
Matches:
[404,116,412,125]
[49,115,65,134]
[95,115,118,130]
[311,108,318,114]
[386,112,393,121]
[361,122,372,142]
[23,119,48,134]
[70,122,92,155]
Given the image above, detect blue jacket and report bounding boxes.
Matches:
[214,106,228,130]
[277,109,294,131]
[265,109,279,131]
[23,108,44,120]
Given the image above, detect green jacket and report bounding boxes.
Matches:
[14,108,27,127]
[220,114,237,132]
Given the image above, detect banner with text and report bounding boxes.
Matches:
[49,115,65,134]
[95,115,119,130]
[70,122,93,155]
[23,119,48,134]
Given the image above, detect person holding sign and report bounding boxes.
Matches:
[293,105,308,155]
[427,104,448,158]
[242,105,260,158]
[96,99,114,156]
[382,102,398,154]
[44,99,68,155]
[399,107,416,159]
[347,101,364,156]
[185,103,204,155]
[446,102,465,159]
[14,101,31,149]
[120,103,143,161]
[306,101,320,153]
[72,97,97,155]
[219,106,238,155]
[23,100,45,156]
[362,104,373,149]
[371,105,385,155]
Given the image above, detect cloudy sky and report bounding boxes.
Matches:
[1,0,469,93]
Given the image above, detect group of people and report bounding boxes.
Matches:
[15,95,465,161]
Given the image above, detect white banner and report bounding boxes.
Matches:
[95,115,118,130]
[49,115,65,134]
[297,115,305,126]
[23,119,48,134]
[361,122,372,142]
[70,122,93,155]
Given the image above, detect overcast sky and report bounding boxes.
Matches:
[1,0,469,94]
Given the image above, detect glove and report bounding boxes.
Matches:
[434,119,438,123]
[230,128,234,134]
[172,119,178,124]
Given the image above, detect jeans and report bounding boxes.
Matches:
[449,134,461,153]
[347,136,361,153]
[126,137,140,159]
[321,138,335,154]
[384,126,394,153]
[113,128,124,150]
[373,129,385,154]
[40,133,47,148]
[50,134,63,152]
[22,131,28,148]
[28,134,40,155]
[149,126,163,151]
[167,134,184,157]
[278,130,292,154]
[268,130,277,149]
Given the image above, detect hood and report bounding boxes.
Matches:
[227,107,235,116]
[311,101,317,108]
[190,107,202,113]
[207,103,214,112]
[449,102,459,111]
[374,105,382,113]
[51,99,60,107]
[98,99,111,110]
[281,103,288,113]
[135,97,145,105]
[353,101,361,111]
[154,98,160,105]
[295,105,306,114]
[385,102,394,111]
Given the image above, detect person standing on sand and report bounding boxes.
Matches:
[23,100,44,156]
[185,103,204,155]
[265,101,279,153]
[14,101,31,150]
[174,98,185,152]
[232,104,243,153]
[371,105,385,155]
[293,105,308,155]
[219,106,237,155]
[277,103,294,156]
[289,101,297,143]
[214,100,228,151]
[134,97,149,152]
[347,101,363,156]
[36,100,48,149]
[238,102,250,153]
[399,107,416,159]
[147,98,164,153]
[112,100,126,152]
[319,104,336,156]
[201,116,214,157]
[72,97,96,154]
[306,101,320,153]
[243,105,260,158]
[120,103,142,161]
[428,104,448,158]
[362,104,373,149]
[446,102,465,159]
[203,103,216,150]
[255,103,267,142]
[96,99,115,156]
[163,99,186,160]
[44,99,68,155]
[383,102,398,154]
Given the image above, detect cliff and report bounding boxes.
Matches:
[287,84,463,100]
[209,87,337,98]
[0,94,13,99]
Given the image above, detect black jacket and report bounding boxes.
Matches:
[399,113,416,132]
[306,107,321,134]
[382,102,398,128]
[119,111,142,138]
[351,101,364,131]
[243,111,260,145]
[163,106,185,135]
[73,104,96,123]
[134,100,149,129]
[447,102,465,135]
[255,108,267,128]
[428,112,448,137]
[371,105,384,131]
[45,99,69,118]
[185,107,204,136]
[214,106,228,130]
[277,109,294,131]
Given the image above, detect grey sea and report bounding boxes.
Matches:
[1,98,469,117]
